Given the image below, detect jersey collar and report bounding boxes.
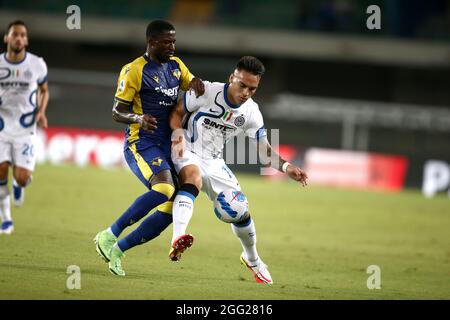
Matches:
[224,83,241,109]
[3,52,27,65]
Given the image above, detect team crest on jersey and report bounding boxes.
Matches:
[234,115,245,127]
[172,69,181,80]
[24,69,33,79]
[152,157,163,166]
[152,75,160,83]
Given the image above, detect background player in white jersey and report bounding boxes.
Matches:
[169,56,308,284]
[0,20,49,234]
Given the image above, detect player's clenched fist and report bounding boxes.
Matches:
[139,114,157,132]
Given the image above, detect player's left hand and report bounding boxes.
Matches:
[37,113,48,129]
[189,77,205,98]
[286,165,308,187]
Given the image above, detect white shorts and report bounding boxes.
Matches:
[0,134,37,171]
[173,149,241,201]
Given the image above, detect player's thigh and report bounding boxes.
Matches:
[173,150,203,188]
[201,160,241,201]
[0,162,9,181]
[11,137,36,184]
[0,139,12,180]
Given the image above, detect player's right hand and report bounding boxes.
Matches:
[171,129,185,160]
[140,114,157,132]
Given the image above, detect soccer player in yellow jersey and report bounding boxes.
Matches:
[94,20,204,276]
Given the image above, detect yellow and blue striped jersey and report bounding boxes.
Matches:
[115,53,194,146]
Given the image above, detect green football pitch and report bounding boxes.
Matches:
[0,164,449,300]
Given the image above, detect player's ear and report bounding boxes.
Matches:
[148,37,156,49]
[3,34,7,45]
[228,73,234,83]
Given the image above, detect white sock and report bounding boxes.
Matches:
[231,218,259,263]
[0,184,12,222]
[171,192,195,244]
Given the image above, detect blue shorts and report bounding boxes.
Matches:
[124,141,175,189]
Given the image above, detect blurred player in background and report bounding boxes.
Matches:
[169,56,308,284]
[94,20,204,276]
[0,20,49,235]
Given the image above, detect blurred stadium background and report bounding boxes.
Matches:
[2,0,450,193]
[1,0,449,300]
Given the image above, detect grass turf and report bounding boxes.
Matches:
[0,164,449,299]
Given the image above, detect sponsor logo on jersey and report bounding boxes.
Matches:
[208,107,220,114]
[234,115,245,127]
[0,81,29,88]
[0,68,10,80]
[159,101,174,107]
[202,118,234,132]
[155,86,179,99]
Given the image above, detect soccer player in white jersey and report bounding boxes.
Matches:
[168,56,308,284]
[0,20,49,234]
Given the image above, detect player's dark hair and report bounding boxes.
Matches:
[236,56,265,76]
[5,20,28,35]
[146,20,175,40]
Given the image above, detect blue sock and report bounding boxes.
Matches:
[110,186,172,237]
[117,210,172,252]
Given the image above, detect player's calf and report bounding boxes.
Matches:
[12,178,25,207]
[0,180,13,234]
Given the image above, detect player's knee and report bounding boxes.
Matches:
[182,170,202,190]
[152,183,175,200]
[186,175,202,191]
[14,175,32,188]
[156,201,173,214]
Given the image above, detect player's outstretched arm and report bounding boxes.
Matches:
[257,137,308,187]
[37,81,49,129]
[112,99,157,132]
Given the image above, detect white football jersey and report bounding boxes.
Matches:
[0,52,47,138]
[183,81,267,159]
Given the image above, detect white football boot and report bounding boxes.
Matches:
[240,252,273,285]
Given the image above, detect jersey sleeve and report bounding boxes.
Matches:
[171,57,194,91]
[37,58,48,85]
[245,104,267,140]
[184,80,211,113]
[114,63,141,104]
